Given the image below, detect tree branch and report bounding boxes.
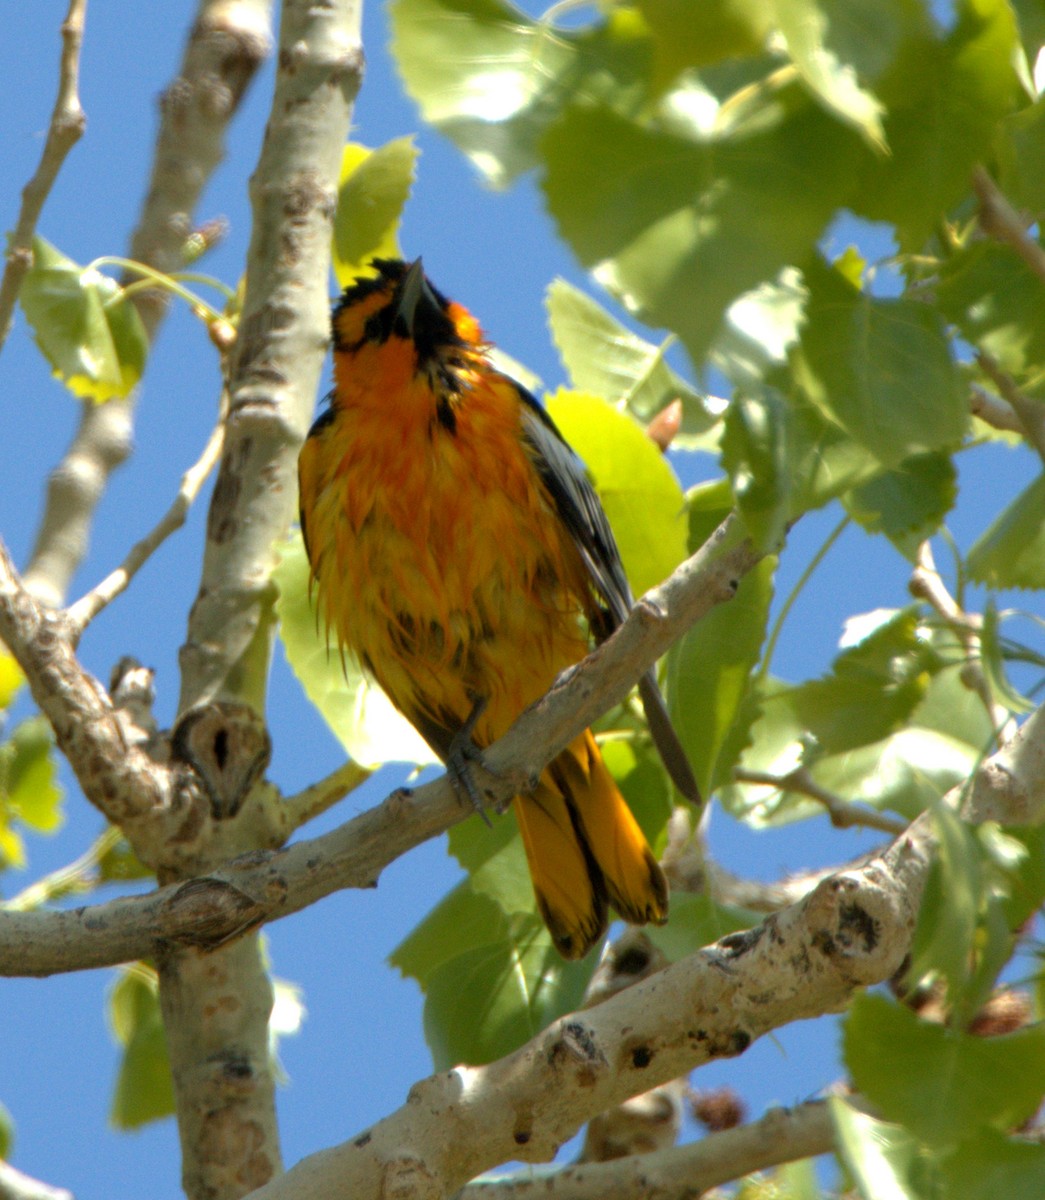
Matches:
[64,386,229,639]
[0,0,86,356]
[278,760,372,836]
[0,1161,73,1200]
[909,539,1014,739]
[972,165,1045,286]
[974,350,1045,471]
[0,538,168,827]
[732,766,908,836]
[245,825,933,1200]
[0,524,764,975]
[456,1097,838,1199]
[22,0,273,609]
[175,1,364,718]
[156,3,363,1196]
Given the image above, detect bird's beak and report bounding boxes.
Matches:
[394,258,439,336]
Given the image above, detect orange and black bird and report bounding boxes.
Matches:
[298,258,698,959]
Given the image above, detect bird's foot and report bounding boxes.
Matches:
[447,697,496,827]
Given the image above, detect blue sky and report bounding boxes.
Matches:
[0,3,1040,1199]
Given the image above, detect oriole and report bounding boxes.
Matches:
[298,258,698,959]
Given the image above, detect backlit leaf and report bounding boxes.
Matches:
[273,531,436,768]
[545,278,720,449]
[19,236,147,402]
[332,138,417,288]
[546,390,687,596]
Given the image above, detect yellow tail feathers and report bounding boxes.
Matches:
[514,730,668,960]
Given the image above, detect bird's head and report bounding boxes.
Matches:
[332,258,484,365]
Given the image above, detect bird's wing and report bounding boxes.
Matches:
[512,378,700,804]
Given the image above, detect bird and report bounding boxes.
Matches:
[298,258,698,959]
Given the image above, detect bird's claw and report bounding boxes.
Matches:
[448,697,497,826]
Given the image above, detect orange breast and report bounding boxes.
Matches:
[302,341,592,751]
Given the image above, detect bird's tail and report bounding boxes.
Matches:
[514,729,669,960]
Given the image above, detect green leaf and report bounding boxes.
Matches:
[448,806,537,916]
[19,236,148,402]
[332,138,417,288]
[967,474,1045,590]
[391,878,508,983]
[667,558,775,800]
[0,718,64,867]
[98,834,153,883]
[810,726,979,822]
[851,0,1021,248]
[545,390,687,596]
[908,800,983,1000]
[937,239,1045,382]
[788,607,935,755]
[771,1157,826,1200]
[795,256,966,469]
[545,278,721,449]
[1000,94,1045,216]
[0,1099,13,1160]
[721,388,791,550]
[272,531,437,767]
[686,478,735,552]
[980,599,1034,714]
[775,0,886,149]
[711,268,808,386]
[541,96,862,368]
[718,677,810,826]
[784,386,884,513]
[829,1096,929,1200]
[109,968,175,1129]
[1001,825,1045,931]
[389,0,650,186]
[723,678,978,827]
[0,651,23,710]
[912,638,997,755]
[392,883,592,1068]
[635,0,770,84]
[939,1129,1045,1200]
[844,452,957,556]
[844,993,1045,1148]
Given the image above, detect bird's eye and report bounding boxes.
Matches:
[364,310,392,342]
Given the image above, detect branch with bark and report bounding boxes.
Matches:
[22,0,273,609]
[247,821,934,1200]
[0,524,763,975]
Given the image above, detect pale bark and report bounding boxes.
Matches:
[0,0,86,356]
[159,0,363,1195]
[23,0,273,609]
[245,822,934,1200]
[0,529,764,976]
[455,1098,839,1199]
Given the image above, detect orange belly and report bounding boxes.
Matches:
[303,370,592,751]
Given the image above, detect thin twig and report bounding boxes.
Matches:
[970,385,1024,436]
[975,351,1045,469]
[21,0,272,610]
[909,539,1014,740]
[3,824,121,912]
[732,766,908,835]
[0,0,87,355]
[972,165,1045,285]
[279,760,372,834]
[0,1160,73,1200]
[64,388,230,639]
